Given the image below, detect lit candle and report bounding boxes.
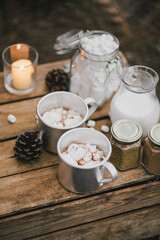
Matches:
[11,44,29,62]
[11,59,34,90]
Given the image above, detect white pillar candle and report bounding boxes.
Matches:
[11,59,34,90]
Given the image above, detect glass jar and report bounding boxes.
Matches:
[2,43,38,95]
[142,123,160,175]
[109,65,160,137]
[54,30,123,107]
[110,119,143,171]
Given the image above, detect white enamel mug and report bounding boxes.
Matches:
[37,91,97,153]
[57,128,118,194]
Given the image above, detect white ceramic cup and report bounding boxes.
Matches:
[37,91,97,153]
[57,128,118,194]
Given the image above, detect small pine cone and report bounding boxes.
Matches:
[14,130,43,162]
[45,68,69,92]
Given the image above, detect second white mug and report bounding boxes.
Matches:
[36,91,97,153]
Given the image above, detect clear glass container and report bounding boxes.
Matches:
[54,30,123,107]
[142,123,160,175]
[110,119,143,171]
[110,65,160,136]
[2,43,38,95]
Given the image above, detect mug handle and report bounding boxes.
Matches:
[84,97,97,119]
[100,162,118,184]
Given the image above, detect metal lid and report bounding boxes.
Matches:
[53,29,84,55]
[111,119,143,143]
[148,123,160,146]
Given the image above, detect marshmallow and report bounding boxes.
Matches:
[81,34,118,55]
[42,107,82,128]
[7,114,16,123]
[83,151,92,162]
[42,111,62,126]
[87,120,96,127]
[62,109,68,115]
[62,152,78,167]
[101,125,110,133]
[64,115,82,127]
[93,153,101,161]
[89,145,97,153]
[68,144,86,161]
[55,107,63,114]
[62,143,105,167]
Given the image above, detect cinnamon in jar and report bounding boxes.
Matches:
[142,123,160,175]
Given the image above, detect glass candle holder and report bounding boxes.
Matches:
[2,43,38,95]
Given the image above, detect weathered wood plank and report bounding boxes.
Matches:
[0,182,160,240]
[0,181,159,240]
[0,118,110,178]
[0,94,110,141]
[0,60,69,104]
[0,160,157,218]
[0,97,40,140]
[0,139,58,178]
[33,205,160,240]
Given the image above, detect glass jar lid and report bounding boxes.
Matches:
[121,65,159,93]
[53,29,119,60]
[54,29,84,54]
[148,123,160,146]
[111,119,143,143]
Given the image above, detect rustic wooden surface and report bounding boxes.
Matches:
[0,56,159,240]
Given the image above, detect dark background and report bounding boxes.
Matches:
[0,1,159,239]
[0,0,159,96]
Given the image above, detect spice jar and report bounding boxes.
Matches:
[54,30,123,107]
[110,119,143,171]
[142,124,160,175]
[109,65,160,136]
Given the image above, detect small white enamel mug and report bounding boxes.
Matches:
[57,128,118,194]
[37,91,97,153]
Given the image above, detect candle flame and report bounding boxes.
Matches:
[17,44,21,50]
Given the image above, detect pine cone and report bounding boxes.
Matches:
[45,68,69,92]
[14,130,43,162]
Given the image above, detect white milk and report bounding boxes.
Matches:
[110,89,160,136]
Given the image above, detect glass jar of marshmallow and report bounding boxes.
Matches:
[54,30,123,107]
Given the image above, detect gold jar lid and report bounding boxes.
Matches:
[148,123,160,146]
[111,119,143,143]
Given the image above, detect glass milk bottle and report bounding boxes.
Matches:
[54,30,123,107]
[109,65,160,136]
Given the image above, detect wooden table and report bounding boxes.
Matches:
[0,57,160,240]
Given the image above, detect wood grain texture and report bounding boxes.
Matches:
[0,56,159,240]
[0,97,40,140]
[0,139,58,178]
[0,161,157,218]
[0,96,111,141]
[33,205,160,240]
[0,181,159,240]
[0,118,110,178]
